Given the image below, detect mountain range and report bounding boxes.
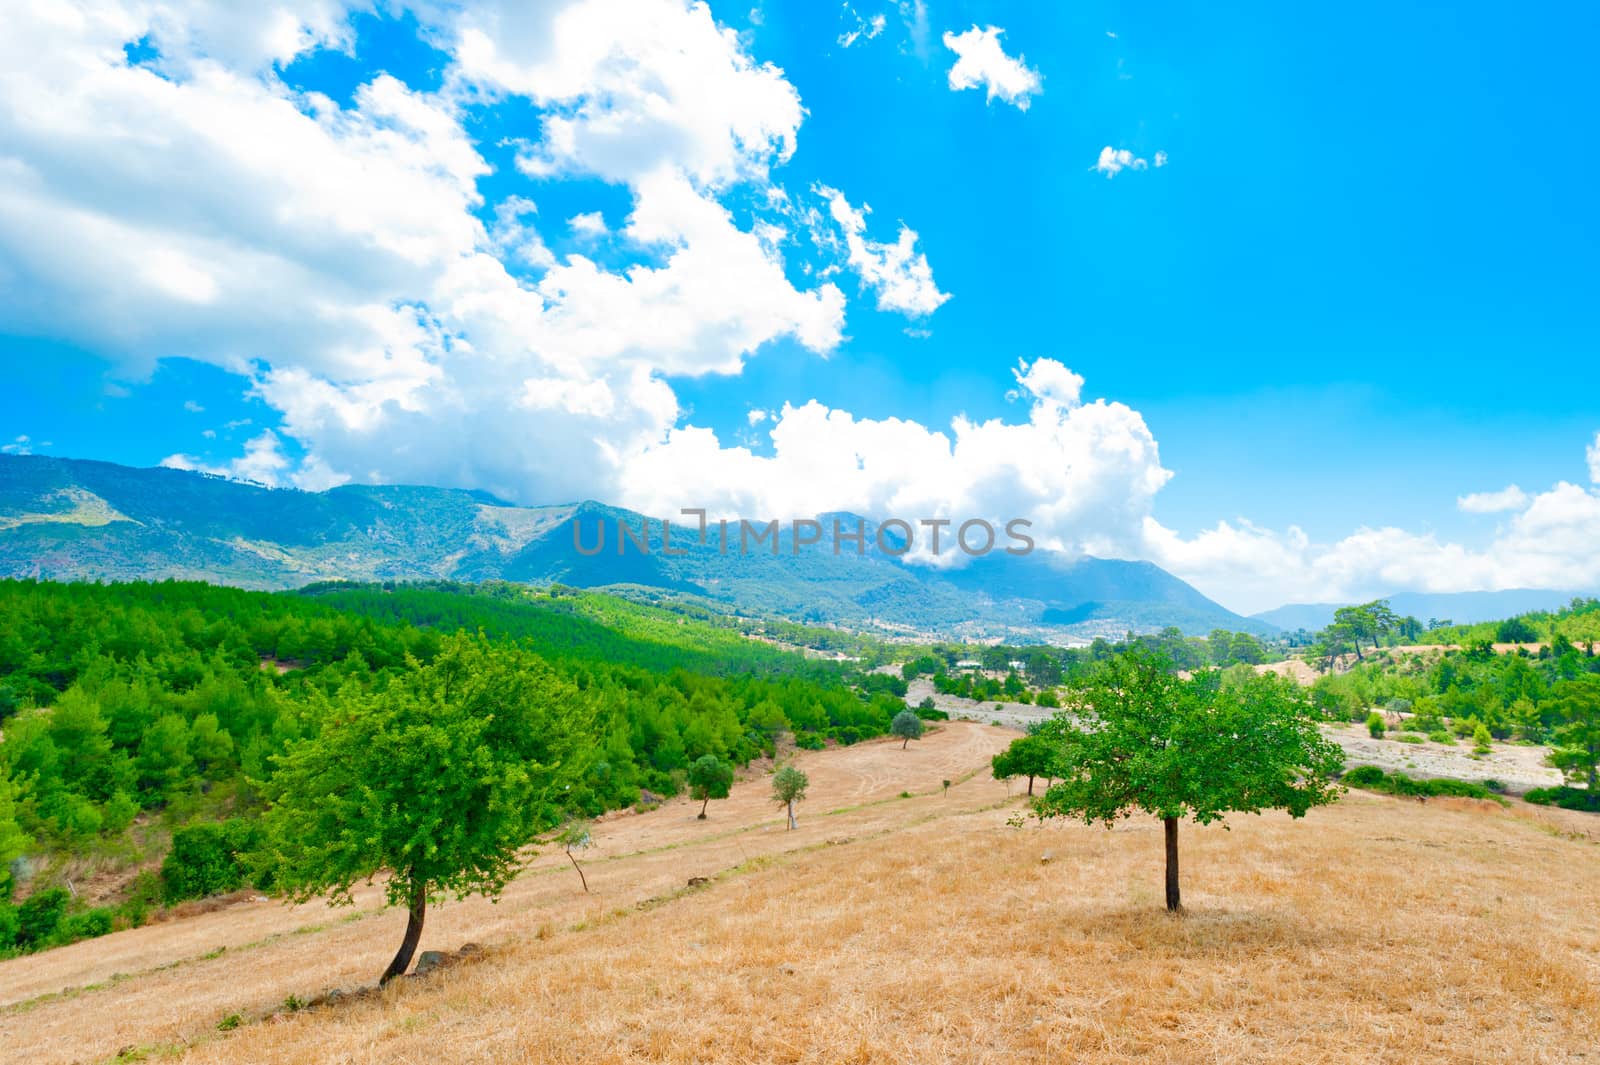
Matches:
[0,454,1276,641]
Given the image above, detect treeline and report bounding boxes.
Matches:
[1300,597,1600,670]
[903,626,1276,704]
[1411,597,1600,649]
[0,580,909,957]
[1309,637,1600,744]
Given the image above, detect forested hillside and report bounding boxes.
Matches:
[0,580,913,958]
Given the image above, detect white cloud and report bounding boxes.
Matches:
[183,400,206,413]
[1009,359,1083,407]
[899,0,931,60]
[838,5,886,48]
[457,0,804,188]
[819,186,949,317]
[1588,430,1600,484]
[746,408,770,426]
[0,0,875,508]
[161,429,303,487]
[942,25,1041,111]
[1145,440,1600,613]
[618,358,1171,566]
[1,436,31,456]
[1091,146,1165,178]
[1457,485,1529,514]
[567,211,607,237]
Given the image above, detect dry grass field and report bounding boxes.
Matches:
[4,721,1599,1065]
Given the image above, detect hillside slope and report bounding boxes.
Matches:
[2,723,1596,1064]
[0,455,1271,638]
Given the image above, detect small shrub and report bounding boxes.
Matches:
[1392,733,1425,744]
[1482,779,1507,794]
[16,887,69,948]
[117,870,164,929]
[1524,786,1600,812]
[162,822,255,904]
[1365,712,1386,739]
[1343,767,1501,802]
[794,732,825,751]
[0,902,17,950]
[1472,723,1493,755]
[58,907,115,942]
[1427,730,1456,745]
[1343,765,1387,787]
[217,1014,243,1031]
[913,705,949,721]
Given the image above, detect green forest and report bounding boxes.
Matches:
[0,579,911,957]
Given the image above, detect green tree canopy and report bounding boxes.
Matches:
[1548,675,1600,791]
[0,770,29,899]
[255,633,593,983]
[771,765,809,830]
[891,709,924,749]
[990,734,1061,796]
[1033,652,1343,911]
[688,754,733,820]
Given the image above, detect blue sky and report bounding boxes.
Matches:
[2,1,1597,612]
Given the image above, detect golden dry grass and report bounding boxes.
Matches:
[5,721,1600,1064]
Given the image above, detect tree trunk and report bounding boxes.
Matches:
[1163,817,1181,912]
[786,800,796,831]
[567,848,589,892]
[699,796,709,819]
[380,876,427,984]
[902,736,909,750]
[1027,774,1035,796]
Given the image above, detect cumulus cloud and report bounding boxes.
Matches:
[163,429,299,487]
[1457,485,1529,514]
[459,0,804,188]
[942,25,1041,110]
[1,436,32,456]
[618,358,1172,565]
[0,0,867,506]
[1144,439,1600,613]
[1092,146,1165,178]
[566,211,607,237]
[819,186,950,317]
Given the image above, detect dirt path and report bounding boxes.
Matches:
[0,722,1020,1065]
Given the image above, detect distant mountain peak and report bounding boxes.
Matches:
[0,454,1273,639]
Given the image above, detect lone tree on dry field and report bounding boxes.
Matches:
[556,819,593,893]
[1031,651,1343,912]
[255,634,592,983]
[891,709,924,749]
[991,733,1061,796]
[771,765,808,829]
[688,754,733,819]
